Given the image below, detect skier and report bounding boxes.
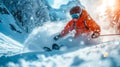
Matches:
[54,6,101,41]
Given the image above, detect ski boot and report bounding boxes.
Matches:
[52,43,60,50]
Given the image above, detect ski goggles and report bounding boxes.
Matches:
[71,13,80,19]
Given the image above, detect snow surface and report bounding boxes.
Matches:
[0,0,120,67]
[0,33,23,56]
[0,36,120,67]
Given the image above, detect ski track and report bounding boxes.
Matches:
[0,33,23,56]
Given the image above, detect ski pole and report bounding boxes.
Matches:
[100,34,120,37]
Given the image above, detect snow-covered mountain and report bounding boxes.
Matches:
[0,3,27,43]
[1,0,83,33]
[1,0,50,33]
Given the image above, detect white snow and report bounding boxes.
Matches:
[0,33,23,56]
[51,0,70,9]
[6,39,120,67]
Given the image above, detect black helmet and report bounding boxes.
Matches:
[70,6,82,15]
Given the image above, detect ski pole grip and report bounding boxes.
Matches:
[91,31,99,38]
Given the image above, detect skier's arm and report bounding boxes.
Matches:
[59,20,74,37]
[90,20,101,38]
[85,13,101,38]
[53,20,74,41]
[90,21,101,38]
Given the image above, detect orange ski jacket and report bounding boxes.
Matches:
[59,9,101,38]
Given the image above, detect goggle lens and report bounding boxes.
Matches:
[71,13,79,19]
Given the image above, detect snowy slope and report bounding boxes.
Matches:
[0,33,23,56]
[0,39,120,67]
[0,3,27,43]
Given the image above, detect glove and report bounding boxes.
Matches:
[91,31,100,38]
[53,35,61,41]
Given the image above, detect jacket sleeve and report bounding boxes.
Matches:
[82,10,101,35]
[59,20,74,37]
[86,14,101,35]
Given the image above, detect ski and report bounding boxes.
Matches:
[43,47,52,52]
[43,43,63,52]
